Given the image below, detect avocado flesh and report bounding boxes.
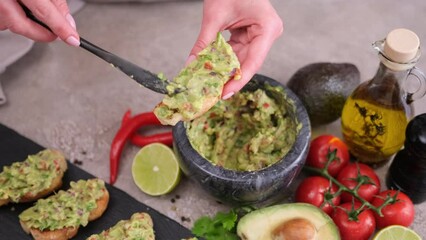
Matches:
[237,203,340,240]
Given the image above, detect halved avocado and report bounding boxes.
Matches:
[237,203,340,240]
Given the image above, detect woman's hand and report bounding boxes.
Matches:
[189,0,283,99]
[0,0,80,46]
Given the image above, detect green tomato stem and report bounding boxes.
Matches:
[303,166,387,217]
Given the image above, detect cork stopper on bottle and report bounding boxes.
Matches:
[383,28,420,63]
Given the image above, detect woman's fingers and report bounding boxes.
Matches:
[20,0,79,44]
[186,1,227,66]
[223,19,283,98]
[222,39,265,99]
[187,24,222,65]
[52,0,76,29]
[0,0,57,41]
[0,0,79,45]
[192,0,283,98]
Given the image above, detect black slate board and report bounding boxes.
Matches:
[0,123,194,240]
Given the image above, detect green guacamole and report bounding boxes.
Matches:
[87,212,154,240]
[0,149,65,203]
[154,32,241,126]
[186,86,301,171]
[19,179,106,231]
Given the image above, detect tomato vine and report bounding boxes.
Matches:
[303,151,396,217]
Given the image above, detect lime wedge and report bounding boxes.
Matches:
[131,143,181,196]
[373,225,422,240]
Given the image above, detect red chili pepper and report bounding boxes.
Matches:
[109,110,173,185]
[120,110,173,147]
[130,132,173,146]
[121,109,132,127]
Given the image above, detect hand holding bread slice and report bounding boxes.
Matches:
[154,32,241,126]
[0,149,67,206]
[19,178,109,240]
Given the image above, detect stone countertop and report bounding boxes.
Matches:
[0,0,425,238]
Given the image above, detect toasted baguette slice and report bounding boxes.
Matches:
[19,179,109,240]
[0,149,67,206]
[153,32,241,126]
[87,212,155,240]
[20,225,79,240]
[88,187,110,222]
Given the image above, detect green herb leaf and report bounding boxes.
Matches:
[192,216,216,237]
[192,210,239,240]
[214,211,237,231]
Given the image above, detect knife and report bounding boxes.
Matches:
[19,3,180,95]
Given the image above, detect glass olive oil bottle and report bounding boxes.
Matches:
[341,29,426,164]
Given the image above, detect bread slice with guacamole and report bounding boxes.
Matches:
[19,178,110,240]
[87,212,155,240]
[0,149,67,206]
[154,32,241,126]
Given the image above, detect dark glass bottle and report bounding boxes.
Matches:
[386,113,426,203]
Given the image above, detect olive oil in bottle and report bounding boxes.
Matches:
[341,87,409,162]
[341,28,426,164]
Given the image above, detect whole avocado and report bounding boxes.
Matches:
[287,62,360,127]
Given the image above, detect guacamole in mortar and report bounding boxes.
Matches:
[186,86,301,171]
[154,33,241,126]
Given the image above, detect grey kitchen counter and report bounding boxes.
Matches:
[0,0,425,238]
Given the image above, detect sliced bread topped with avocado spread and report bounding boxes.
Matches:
[0,149,67,206]
[19,178,109,240]
[87,212,155,240]
[154,32,241,126]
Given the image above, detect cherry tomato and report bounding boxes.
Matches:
[371,190,415,229]
[337,162,381,203]
[331,202,376,240]
[295,176,341,215]
[306,135,350,177]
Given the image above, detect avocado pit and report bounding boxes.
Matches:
[272,218,316,240]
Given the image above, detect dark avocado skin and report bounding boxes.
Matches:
[287,62,360,127]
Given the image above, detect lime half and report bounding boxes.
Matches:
[373,225,422,240]
[132,143,181,196]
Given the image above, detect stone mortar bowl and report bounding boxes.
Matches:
[172,74,311,206]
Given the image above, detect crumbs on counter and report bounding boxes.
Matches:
[171,194,181,203]
[181,216,191,223]
[73,159,83,165]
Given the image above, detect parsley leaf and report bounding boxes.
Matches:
[192,209,239,240]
